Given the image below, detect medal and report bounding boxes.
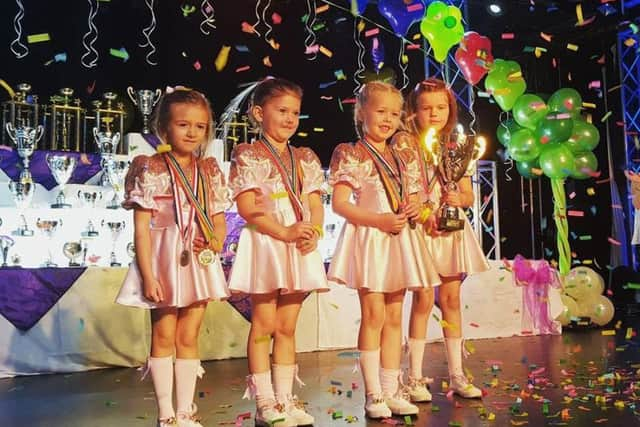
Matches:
[180,249,190,266]
[198,248,215,266]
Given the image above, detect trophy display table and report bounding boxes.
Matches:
[0,260,563,378]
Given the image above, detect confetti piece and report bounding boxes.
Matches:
[27,33,50,43]
[316,4,329,13]
[407,3,423,12]
[601,111,612,122]
[601,330,616,336]
[271,12,282,24]
[502,33,515,40]
[109,48,130,61]
[624,38,637,47]
[241,22,256,34]
[254,334,271,343]
[263,56,272,67]
[566,43,579,51]
[567,210,584,217]
[193,60,201,70]
[469,322,479,328]
[364,28,379,37]
[540,32,552,42]
[319,45,333,58]
[235,65,250,73]
[214,45,231,71]
[608,237,621,246]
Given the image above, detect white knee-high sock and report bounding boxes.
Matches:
[408,338,426,379]
[252,371,276,407]
[272,364,295,403]
[359,349,382,396]
[445,337,464,377]
[149,356,175,420]
[380,368,400,397]
[174,358,201,415]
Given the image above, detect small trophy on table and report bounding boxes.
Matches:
[12,214,34,237]
[36,218,62,267]
[127,87,162,134]
[46,154,77,208]
[63,242,82,267]
[9,180,35,211]
[424,126,485,232]
[0,235,15,267]
[102,220,126,266]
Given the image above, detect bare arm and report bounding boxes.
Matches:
[442,176,474,208]
[134,209,164,303]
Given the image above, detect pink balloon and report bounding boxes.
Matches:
[454,32,494,85]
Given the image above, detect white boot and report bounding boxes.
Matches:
[381,368,419,416]
[245,372,296,427]
[406,376,433,403]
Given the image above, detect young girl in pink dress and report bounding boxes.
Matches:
[117,89,230,427]
[328,81,440,419]
[395,78,489,402]
[227,78,328,427]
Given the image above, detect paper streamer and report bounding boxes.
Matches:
[10,0,28,59]
[551,178,571,275]
[261,0,274,43]
[81,0,100,68]
[199,0,216,35]
[252,0,263,37]
[140,0,158,65]
[398,40,408,90]
[353,19,366,95]
[304,0,318,60]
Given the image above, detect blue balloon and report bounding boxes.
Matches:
[378,0,427,36]
[350,0,368,15]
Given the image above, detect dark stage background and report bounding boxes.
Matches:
[1,0,638,278]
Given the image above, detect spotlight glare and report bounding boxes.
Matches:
[488,4,502,15]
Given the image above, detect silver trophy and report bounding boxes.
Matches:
[428,127,485,232]
[8,180,35,210]
[126,241,135,265]
[12,214,34,237]
[5,122,44,181]
[127,87,162,134]
[36,218,62,267]
[0,235,15,267]
[62,242,82,267]
[93,127,121,157]
[81,219,99,237]
[77,190,103,208]
[102,220,125,266]
[105,159,129,209]
[46,155,77,208]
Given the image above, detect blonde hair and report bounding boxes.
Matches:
[354,81,403,139]
[404,78,458,136]
[151,89,215,154]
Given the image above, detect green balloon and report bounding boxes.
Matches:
[535,114,574,145]
[509,128,541,162]
[539,144,575,179]
[484,59,527,112]
[571,151,598,180]
[548,88,582,118]
[420,1,464,63]
[516,158,541,179]
[496,118,522,147]
[566,120,600,153]
[513,94,549,130]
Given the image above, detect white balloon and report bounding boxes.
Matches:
[563,266,605,301]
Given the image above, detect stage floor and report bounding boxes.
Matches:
[1,329,638,427]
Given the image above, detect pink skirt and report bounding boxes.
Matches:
[116,224,230,309]
[328,223,441,292]
[425,216,490,277]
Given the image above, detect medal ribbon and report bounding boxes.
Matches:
[256,139,305,221]
[164,153,216,244]
[357,139,406,213]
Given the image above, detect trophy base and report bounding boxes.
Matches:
[68,262,81,267]
[110,262,122,267]
[12,229,34,237]
[106,205,120,210]
[1,263,7,268]
[437,217,465,232]
[42,262,58,268]
[51,203,72,209]
[81,231,99,237]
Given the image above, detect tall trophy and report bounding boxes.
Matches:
[6,122,44,181]
[425,126,486,232]
[105,159,129,209]
[46,154,77,208]
[63,242,82,267]
[102,220,125,266]
[127,87,162,134]
[0,235,15,267]
[36,218,62,267]
[8,180,35,210]
[93,127,121,158]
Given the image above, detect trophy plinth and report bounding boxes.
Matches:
[46,155,77,209]
[0,236,15,267]
[63,242,82,267]
[81,220,99,238]
[12,214,34,237]
[127,87,162,134]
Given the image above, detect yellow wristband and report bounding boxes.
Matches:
[312,224,324,239]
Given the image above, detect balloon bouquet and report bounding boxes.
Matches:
[557,266,615,326]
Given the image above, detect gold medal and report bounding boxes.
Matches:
[180,249,190,266]
[198,248,215,266]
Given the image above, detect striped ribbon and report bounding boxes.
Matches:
[357,139,405,213]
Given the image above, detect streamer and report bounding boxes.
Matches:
[397,40,408,90]
[140,0,158,66]
[262,0,274,43]
[10,0,28,59]
[81,0,100,68]
[304,0,317,60]
[353,19,366,94]
[199,0,216,35]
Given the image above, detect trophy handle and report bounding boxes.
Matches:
[5,122,15,139]
[127,86,137,105]
[34,125,44,143]
[112,132,121,146]
[92,127,100,142]
[153,89,162,106]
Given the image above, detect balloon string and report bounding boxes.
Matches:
[81,0,100,68]
[551,178,571,276]
[199,0,216,35]
[504,158,514,182]
[304,0,317,60]
[398,40,408,90]
[10,0,28,59]
[353,19,366,95]
[140,0,158,65]
[252,0,263,37]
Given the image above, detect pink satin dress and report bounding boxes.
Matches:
[327,142,441,293]
[116,154,231,309]
[393,132,489,278]
[227,143,329,295]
